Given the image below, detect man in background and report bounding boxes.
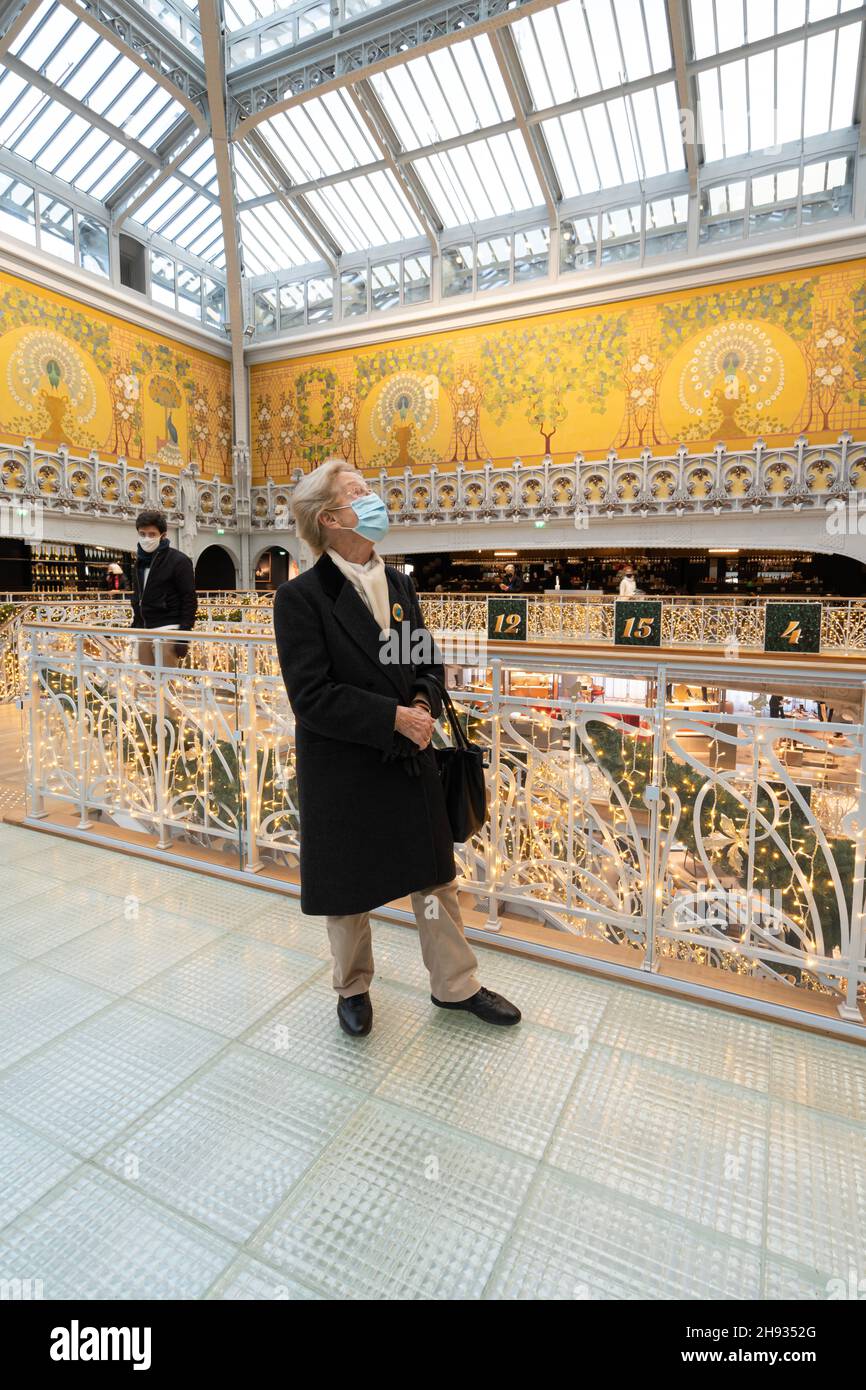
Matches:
[499,563,524,593]
[131,510,197,667]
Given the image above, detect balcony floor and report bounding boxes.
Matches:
[0,821,863,1300]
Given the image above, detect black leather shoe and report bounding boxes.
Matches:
[431,986,521,1026]
[337,992,372,1037]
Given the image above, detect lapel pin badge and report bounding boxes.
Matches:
[391,601,404,622]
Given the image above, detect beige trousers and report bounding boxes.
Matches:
[325,878,480,1003]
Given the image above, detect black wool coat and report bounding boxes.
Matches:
[273,551,456,916]
[130,544,197,630]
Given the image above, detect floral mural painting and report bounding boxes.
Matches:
[480,314,628,455]
[0,269,232,478]
[246,257,866,483]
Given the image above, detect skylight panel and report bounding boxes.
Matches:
[87,150,140,202]
[746,49,775,150]
[776,41,805,144]
[257,91,376,183]
[14,1,77,64]
[804,29,836,137]
[411,130,543,227]
[831,21,862,125]
[541,111,600,196]
[305,170,422,252]
[232,145,272,199]
[35,113,90,172]
[239,203,317,275]
[371,36,512,147]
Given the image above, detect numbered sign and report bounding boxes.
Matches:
[615,599,662,647]
[487,595,528,642]
[763,602,821,654]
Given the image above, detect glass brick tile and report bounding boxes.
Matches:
[376,1013,580,1158]
[486,1166,762,1299]
[96,1046,363,1242]
[0,884,165,959]
[206,1254,323,1300]
[1,866,66,907]
[771,1029,866,1123]
[131,935,326,1036]
[0,825,49,862]
[232,898,333,958]
[0,1112,82,1230]
[252,1098,536,1300]
[595,989,772,1091]
[39,911,224,993]
[767,1101,866,1278]
[547,1044,768,1245]
[0,1000,226,1156]
[12,838,141,884]
[463,947,616,1037]
[242,978,430,1092]
[0,1167,235,1299]
[762,1256,834,1300]
[149,875,279,930]
[0,964,113,1070]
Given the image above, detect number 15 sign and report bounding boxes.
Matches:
[614,599,662,647]
[487,596,528,642]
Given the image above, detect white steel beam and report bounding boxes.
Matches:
[349,79,442,250]
[55,0,207,129]
[489,26,561,224]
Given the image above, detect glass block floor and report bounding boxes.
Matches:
[0,822,865,1301]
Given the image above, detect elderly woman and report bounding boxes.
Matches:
[274,460,520,1037]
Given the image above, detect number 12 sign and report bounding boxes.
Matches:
[487,596,528,642]
[614,599,662,647]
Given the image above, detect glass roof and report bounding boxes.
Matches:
[0,0,862,292]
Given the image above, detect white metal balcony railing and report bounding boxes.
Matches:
[1,436,865,532]
[18,621,866,1036]
[5,590,866,703]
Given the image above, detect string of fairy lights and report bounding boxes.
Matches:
[19,619,866,1014]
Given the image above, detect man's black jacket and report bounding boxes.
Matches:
[131,545,197,630]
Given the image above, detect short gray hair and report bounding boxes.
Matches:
[290,459,363,554]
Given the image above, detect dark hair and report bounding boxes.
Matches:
[135,510,168,534]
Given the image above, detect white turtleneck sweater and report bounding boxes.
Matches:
[326,546,391,633]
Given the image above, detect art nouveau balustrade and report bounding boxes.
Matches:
[0,440,237,526]
[5,590,866,704]
[19,622,866,1034]
[251,435,866,528]
[2,436,864,532]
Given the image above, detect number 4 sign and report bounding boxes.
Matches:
[615,599,662,647]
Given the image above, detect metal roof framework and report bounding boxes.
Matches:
[0,0,864,447]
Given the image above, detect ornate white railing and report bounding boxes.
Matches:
[250,435,866,528]
[420,592,866,652]
[5,588,866,704]
[4,436,866,535]
[19,622,866,1033]
[0,440,237,527]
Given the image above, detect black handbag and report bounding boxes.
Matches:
[429,676,489,844]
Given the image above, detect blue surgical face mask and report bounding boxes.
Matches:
[334,491,390,543]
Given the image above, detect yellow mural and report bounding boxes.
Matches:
[0,269,233,479]
[249,257,866,484]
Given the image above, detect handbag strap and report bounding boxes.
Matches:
[428,673,470,750]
